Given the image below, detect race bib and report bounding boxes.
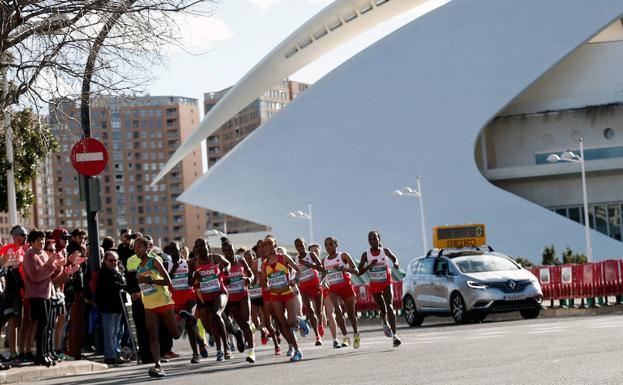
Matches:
[369,266,388,282]
[172,274,189,290]
[268,271,288,289]
[326,270,345,285]
[248,286,262,299]
[139,282,156,296]
[300,267,316,282]
[228,276,245,293]
[200,275,221,293]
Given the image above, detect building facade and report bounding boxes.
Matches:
[49,96,205,245]
[204,80,308,234]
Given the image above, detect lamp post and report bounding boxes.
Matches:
[289,202,313,244]
[393,176,428,253]
[547,138,592,262]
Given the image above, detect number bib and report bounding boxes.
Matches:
[300,266,316,282]
[139,281,157,296]
[171,268,189,291]
[326,269,345,286]
[249,285,263,299]
[268,271,289,289]
[369,266,388,282]
[228,275,245,294]
[200,273,221,293]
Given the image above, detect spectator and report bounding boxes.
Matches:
[50,228,76,361]
[22,230,63,367]
[66,229,88,360]
[101,237,116,254]
[0,225,28,363]
[117,229,134,269]
[95,251,127,365]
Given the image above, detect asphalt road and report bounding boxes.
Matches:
[32,314,623,385]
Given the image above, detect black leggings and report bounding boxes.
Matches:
[29,298,51,358]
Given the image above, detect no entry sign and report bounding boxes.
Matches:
[70,138,109,176]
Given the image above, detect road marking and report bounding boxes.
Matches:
[525,328,565,334]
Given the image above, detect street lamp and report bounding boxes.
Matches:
[392,176,428,253]
[288,202,313,244]
[547,138,592,262]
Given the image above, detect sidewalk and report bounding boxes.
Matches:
[0,360,108,384]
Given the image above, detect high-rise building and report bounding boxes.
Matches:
[204,80,309,234]
[48,95,206,245]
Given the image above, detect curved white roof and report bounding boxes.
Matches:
[177,0,623,262]
[152,0,437,185]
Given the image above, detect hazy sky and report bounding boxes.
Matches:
[148,0,450,115]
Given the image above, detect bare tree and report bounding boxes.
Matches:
[0,0,217,120]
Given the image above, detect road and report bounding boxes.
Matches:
[33,314,623,385]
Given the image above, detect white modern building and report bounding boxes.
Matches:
[156,0,623,263]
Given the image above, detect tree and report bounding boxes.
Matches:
[561,247,587,264]
[0,108,57,215]
[1,0,217,117]
[541,244,561,266]
[514,257,534,268]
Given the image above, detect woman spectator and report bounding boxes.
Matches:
[22,230,63,367]
[95,250,127,365]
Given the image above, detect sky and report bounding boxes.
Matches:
[148,0,450,116]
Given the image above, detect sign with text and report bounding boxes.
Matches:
[70,138,108,176]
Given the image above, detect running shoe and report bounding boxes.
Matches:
[234,330,245,353]
[274,346,282,356]
[160,357,169,363]
[383,323,392,338]
[319,324,325,337]
[191,354,200,364]
[315,336,323,346]
[216,351,224,361]
[333,340,341,349]
[224,350,232,360]
[341,336,350,347]
[246,351,256,363]
[298,318,310,338]
[290,350,303,362]
[148,366,166,378]
[286,346,294,357]
[260,329,268,345]
[179,310,197,325]
[162,351,179,359]
[353,334,361,349]
[392,336,402,347]
[199,346,208,358]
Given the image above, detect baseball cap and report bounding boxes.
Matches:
[52,228,72,243]
[10,226,27,237]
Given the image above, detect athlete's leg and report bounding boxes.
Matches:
[160,308,182,340]
[259,304,279,349]
[382,285,397,334]
[184,300,199,356]
[208,294,228,354]
[271,300,298,349]
[329,293,348,337]
[233,299,254,349]
[324,295,338,340]
[343,295,359,335]
[373,292,389,327]
[144,310,161,366]
[302,293,319,337]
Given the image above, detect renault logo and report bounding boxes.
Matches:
[508,280,517,290]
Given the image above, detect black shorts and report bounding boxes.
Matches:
[250,297,264,307]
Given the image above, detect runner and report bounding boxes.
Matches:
[260,237,308,362]
[135,237,196,378]
[293,238,324,346]
[188,238,231,362]
[221,239,256,363]
[248,245,281,355]
[323,236,361,349]
[358,231,401,347]
[164,242,202,363]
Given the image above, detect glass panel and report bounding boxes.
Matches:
[608,205,622,241]
[568,207,581,224]
[595,205,608,235]
[555,208,567,217]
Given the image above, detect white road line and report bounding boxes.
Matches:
[525,329,565,334]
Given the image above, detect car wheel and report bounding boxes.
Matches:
[403,295,423,327]
[450,292,470,324]
[520,308,541,319]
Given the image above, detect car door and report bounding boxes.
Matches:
[414,258,435,310]
[430,258,451,310]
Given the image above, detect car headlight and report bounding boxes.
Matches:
[466,281,488,290]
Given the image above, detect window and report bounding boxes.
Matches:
[417,259,434,276]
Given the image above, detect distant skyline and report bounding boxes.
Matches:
[148,0,450,115]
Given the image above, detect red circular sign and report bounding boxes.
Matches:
[70,138,109,176]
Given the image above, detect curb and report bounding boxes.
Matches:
[358,303,623,326]
[0,361,108,384]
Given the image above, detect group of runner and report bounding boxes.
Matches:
[134,230,401,378]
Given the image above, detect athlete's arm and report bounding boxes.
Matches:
[340,253,359,275]
[384,248,400,268]
[188,258,197,287]
[150,258,173,287]
[358,251,379,275]
[213,254,231,273]
[240,257,254,284]
[308,252,324,271]
[284,254,302,274]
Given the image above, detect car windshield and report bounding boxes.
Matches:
[453,254,519,273]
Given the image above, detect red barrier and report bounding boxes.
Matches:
[602,260,620,296]
[353,281,404,313]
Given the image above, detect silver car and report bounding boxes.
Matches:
[402,249,543,326]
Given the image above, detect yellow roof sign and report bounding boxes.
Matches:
[433,224,486,249]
